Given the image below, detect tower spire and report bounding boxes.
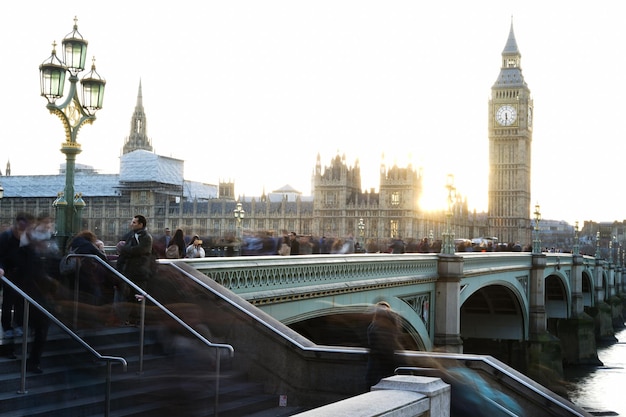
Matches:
[502,17,520,57]
[123,79,153,154]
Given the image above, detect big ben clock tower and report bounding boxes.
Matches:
[488,21,533,245]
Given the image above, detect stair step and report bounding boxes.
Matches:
[0,324,275,416]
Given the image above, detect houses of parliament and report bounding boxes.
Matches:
[0,24,609,251]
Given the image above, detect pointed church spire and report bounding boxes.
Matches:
[137,79,143,109]
[502,17,520,56]
[123,80,153,154]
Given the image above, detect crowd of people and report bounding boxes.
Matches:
[0,212,536,376]
[0,212,167,372]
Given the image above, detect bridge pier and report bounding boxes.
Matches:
[613,266,625,329]
[527,254,564,393]
[433,254,463,353]
[591,259,617,342]
[606,262,625,330]
[556,253,601,366]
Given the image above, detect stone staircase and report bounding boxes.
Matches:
[0,324,302,416]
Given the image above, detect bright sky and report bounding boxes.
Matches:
[0,1,623,225]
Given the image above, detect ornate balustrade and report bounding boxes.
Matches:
[177,254,439,302]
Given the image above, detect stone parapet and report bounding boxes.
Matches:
[294,375,450,417]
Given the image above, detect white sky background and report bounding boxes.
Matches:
[0,1,624,225]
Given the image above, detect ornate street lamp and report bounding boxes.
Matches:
[357,218,365,249]
[39,17,105,251]
[609,236,615,263]
[572,221,580,256]
[595,231,601,258]
[233,201,245,239]
[441,174,456,255]
[532,203,541,254]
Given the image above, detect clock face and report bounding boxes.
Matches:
[496,105,517,126]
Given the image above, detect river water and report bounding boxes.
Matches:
[564,328,626,416]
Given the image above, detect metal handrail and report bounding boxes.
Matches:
[0,275,127,417]
[66,253,235,416]
[395,355,589,417]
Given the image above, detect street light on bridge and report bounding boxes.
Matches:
[609,235,617,263]
[233,201,245,239]
[441,174,456,255]
[357,218,365,249]
[39,17,105,251]
[572,221,580,256]
[532,203,541,254]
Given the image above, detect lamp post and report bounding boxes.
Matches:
[610,236,615,263]
[441,174,456,255]
[357,218,365,250]
[595,231,601,258]
[233,201,245,239]
[532,203,541,254]
[572,221,580,256]
[39,17,105,251]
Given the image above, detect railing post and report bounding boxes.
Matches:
[214,349,221,416]
[72,258,81,330]
[18,300,30,394]
[138,294,146,375]
[105,360,113,417]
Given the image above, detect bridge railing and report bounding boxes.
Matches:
[178,253,440,296]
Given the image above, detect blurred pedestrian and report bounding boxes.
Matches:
[0,213,33,342]
[66,230,109,305]
[288,232,300,255]
[166,229,186,259]
[0,212,58,372]
[365,301,402,388]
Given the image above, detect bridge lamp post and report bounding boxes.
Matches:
[39,17,105,251]
[357,218,365,249]
[233,202,245,239]
[532,203,541,254]
[595,231,601,258]
[572,221,580,256]
[441,174,456,255]
[610,235,616,263]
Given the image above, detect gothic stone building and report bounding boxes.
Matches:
[6,24,552,248]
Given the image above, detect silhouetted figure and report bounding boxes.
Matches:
[365,301,402,388]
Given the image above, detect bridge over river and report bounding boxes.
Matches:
[181,251,623,386]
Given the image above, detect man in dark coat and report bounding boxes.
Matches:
[116,215,154,292]
[115,215,155,324]
[288,232,300,255]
